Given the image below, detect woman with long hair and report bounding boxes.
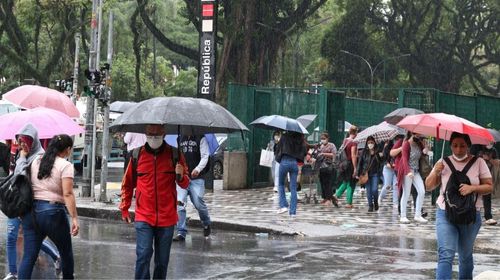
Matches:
[19,134,79,279]
[357,136,382,212]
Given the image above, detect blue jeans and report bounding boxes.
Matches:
[379,165,398,204]
[278,155,298,215]
[435,208,481,280]
[19,201,74,279]
[176,178,211,237]
[134,222,174,279]
[365,175,379,207]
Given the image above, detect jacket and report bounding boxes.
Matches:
[275,132,307,163]
[357,149,381,177]
[120,142,190,227]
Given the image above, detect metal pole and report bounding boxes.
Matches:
[82,0,99,197]
[90,0,104,199]
[72,34,80,103]
[99,10,113,202]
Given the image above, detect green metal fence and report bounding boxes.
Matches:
[228,84,500,188]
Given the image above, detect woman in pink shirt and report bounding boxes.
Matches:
[425,132,492,280]
[19,134,79,279]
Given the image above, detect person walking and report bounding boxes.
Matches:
[425,132,492,280]
[334,126,359,208]
[315,132,338,207]
[18,134,79,279]
[378,136,403,208]
[268,130,281,193]
[357,136,382,212]
[173,134,212,241]
[476,145,498,225]
[275,131,308,217]
[120,124,190,279]
[397,132,428,224]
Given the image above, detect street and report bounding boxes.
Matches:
[1,215,499,279]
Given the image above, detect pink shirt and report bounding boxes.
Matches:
[437,156,491,210]
[30,156,74,204]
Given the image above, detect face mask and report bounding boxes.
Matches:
[274,136,280,142]
[367,143,375,150]
[146,136,163,149]
[321,139,327,145]
[486,144,493,149]
[452,153,468,162]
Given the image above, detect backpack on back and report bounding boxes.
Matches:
[443,156,478,225]
[332,141,351,173]
[0,165,33,218]
[131,146,179,183]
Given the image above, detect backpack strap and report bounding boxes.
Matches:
[443,156,478,174]
[443,157,456,173]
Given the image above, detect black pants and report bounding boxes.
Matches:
[319,168,333,200]
[483,193,493,220]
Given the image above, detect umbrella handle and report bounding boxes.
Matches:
[176,125,182,181]
[440,130,448,159]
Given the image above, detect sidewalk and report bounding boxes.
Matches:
[75,172,500,246]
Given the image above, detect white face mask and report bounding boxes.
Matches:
[274,136,280,142]
[486,143,493,149]
[367,143,375,150]
[321,139,327,145]
[452,153,468,162]
[146,135,163,149]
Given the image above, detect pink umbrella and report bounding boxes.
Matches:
[2,85,80,118]
[397,113,494,157]
[0,107,84,140]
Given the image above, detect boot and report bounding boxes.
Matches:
[374,200,379,211]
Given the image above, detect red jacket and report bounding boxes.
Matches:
[120,144,190,227]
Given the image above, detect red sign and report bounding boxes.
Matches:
[202,4,214,17]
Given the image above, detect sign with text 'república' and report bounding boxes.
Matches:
[197,0,217,101]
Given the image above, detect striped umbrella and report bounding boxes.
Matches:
[354,121,405,145]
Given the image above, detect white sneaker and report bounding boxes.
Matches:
[414,216,428,223]
[273,186,278,193]
[377,197,382,206]
[3,273,17,280]
[400,217,410,224]
[277,207,288,214]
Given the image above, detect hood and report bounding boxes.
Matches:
[15,123,43,158]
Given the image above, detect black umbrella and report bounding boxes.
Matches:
[384,107,424,125]
[109,97,248,134]
[109,101,137,113]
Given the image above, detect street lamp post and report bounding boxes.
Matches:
[340,50,410,99]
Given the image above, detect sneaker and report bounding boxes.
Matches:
[414,216,428,223]
[203,225,211,237]
[289,214,296,220]
[3,273,17,280]
[368,206,374,212]
[277,207,288,214]
[54,258,61,275]
[273,186,278,193]
[172,234,186,242]
[400,217,410,224]
[485,219,497,225]
[374,201,379,211]
[377,197,382,207]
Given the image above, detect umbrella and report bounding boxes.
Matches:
[384,107,424,125]
[397,113,494,157]
[354,121,405,145]
[109,96,248,134]
[165,134,219,155]
[296,114,317,128]
[0,107,84,140]
[110,101,137,113]
[2,85,80,118]
[250,115,309,134]
[487,128,500,143]
[344,121,352,132]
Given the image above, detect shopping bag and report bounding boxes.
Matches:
[259,149,274,167]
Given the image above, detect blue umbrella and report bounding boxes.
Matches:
[164,134,219,155]
[250,115,309,134]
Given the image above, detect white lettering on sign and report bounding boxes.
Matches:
[201,39,212,95]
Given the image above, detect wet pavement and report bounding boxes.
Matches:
[1,216,499,279]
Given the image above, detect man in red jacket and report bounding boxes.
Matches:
[120,124,190,279]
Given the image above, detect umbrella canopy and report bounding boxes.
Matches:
[384,107,424,125]
[296,114,317,128]
[397,113,494,145]
[0,107,84,140]
[250,115,309,134]
[109,96,248,134]
[354,121,405,145]
[110,101,137,113]
[2,85,80,118]
[486,129,500,143]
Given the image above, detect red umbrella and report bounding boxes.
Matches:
[397,113,494,157]
[2,85,80,118]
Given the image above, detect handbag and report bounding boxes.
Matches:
[419,154,432,179]
[0,166,33,218]
[259,149,274,168]
[358,155,375,185]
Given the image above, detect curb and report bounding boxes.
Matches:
[76,205,297,236]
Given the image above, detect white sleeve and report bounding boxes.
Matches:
[194,137,210,173]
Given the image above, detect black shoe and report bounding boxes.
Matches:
[422,211,428,218]
[368,206,374,212]
[332,197,339,208]
[374,201,379,211]
[204,225,211,237]
[173,234,185,242]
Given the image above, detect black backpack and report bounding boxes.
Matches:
[443,156,478,225]
[0,165,33,218]
[332,141,351,173]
